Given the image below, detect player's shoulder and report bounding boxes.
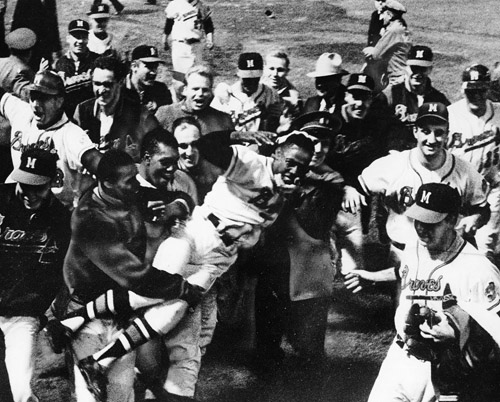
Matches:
[447,98,467,115]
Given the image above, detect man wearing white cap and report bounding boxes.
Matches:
[0,147,71,402]
[303,52,349,114]
[362,0,411,91]
[346,182,500,402]
[212,52,283,132]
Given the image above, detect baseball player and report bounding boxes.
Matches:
[211,52,283,132]
[343,102,490,263]
[87,4,116,56]
[0,147,71,402]
[447,64,500,264]
[163,0,214,75]
[345,183,500,402]
[48,133,313,401]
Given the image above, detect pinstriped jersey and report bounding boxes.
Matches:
[165,0,211,42]
[448,99,500,187]
[394,236,500,340]
[359,149,489,244]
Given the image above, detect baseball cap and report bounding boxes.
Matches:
[383,0,406,13]
[405,183,461,224]
[346,73,375,92]
[415,102,448,125]
[307,53,349,78]
[291,111,342,139]
[462,64,490,90]
[237,52,264,79]
[88,3,110,18]
[407,45,433,67]
[8,147,58,185]
[131,45,163,63]
[28,71,65,96]
[68,19,90,35]
[5,28,37,50]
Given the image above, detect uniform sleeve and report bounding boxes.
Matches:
[463,163,490,210]
[165,1,177,19]
[58,124,96,170]
[358,153,399,196]
[0,92,32,125]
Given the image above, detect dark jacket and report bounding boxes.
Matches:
[62,186,191,303]
[73,91,159,162]
[303,85,346,115]
[0,183,71,317]
[123,74,172,115]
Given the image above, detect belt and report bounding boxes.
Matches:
[176,38,201,44]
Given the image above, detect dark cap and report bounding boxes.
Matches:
[408,45,433,67]
[416,102,448,125]
[291,111,342,139]
[383,0,406,13]
[68,19,90,35]
[405,183,461,224]
[347,73,375,92]
[462,64,490,90]
[237,52,264,78]
[88,3,110,18]
[131,45,163,63]
[5,28,37,50]
[8,147,58,185]
[28,71,65,96]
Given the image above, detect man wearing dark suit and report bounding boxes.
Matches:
[74,55,158,162]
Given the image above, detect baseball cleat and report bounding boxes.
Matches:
[77,356,108,401]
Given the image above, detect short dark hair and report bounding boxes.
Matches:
[140,127,178,160]
[279,133,314,156]
[96,149,135,183]
[93,55,126,81]
[172,116,202,134]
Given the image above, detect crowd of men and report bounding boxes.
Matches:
[0,0,499,401]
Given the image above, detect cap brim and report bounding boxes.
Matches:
[89,12,110,18]
[416,114,448,125]
[306,69,349,78]
[27,84,61,96]
[462,82,490,90]
[8,169,51,185]
[405,204,448,224]
[347,84,373,92]
[138,57,164,63]
[69,29,89,35]
[408,60,433,67]
[237,70,263,78]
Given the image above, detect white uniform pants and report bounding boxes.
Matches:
[0,316,39,402]
[475,186,500,260]
[171,40,204,74]
[368,340,437,402]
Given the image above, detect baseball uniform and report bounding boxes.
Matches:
[448,98,500,258]
[358,148,489,246]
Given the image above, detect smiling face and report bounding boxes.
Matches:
[67,32,89,57]
[174,123,201,170]
[263,56,289,89]
[414,120,448,160]
[414,216,455,253]
[144,143,179,189]
[345,89,373,120]
[184,73,213,112]
[105,163,140,202]
[132,60,159,88]
[16,182,52,210]
[273,144,312,184]
[29,91,64,129]
[92,67,119,108]
[408,65,432,94]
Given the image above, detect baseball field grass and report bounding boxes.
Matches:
[3,0,497,400]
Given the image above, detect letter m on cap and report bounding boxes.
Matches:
[247,59,254,68]
[428,103,438,112]
[420,190,432,204]
[358,75,367,83]
[416,50,424,59]
[26,157,37,169]
[470,70,479,81]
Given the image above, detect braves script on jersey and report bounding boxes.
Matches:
[359,149,488,244]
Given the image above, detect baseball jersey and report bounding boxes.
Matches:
[359,149,489,245]
[202,145,281,226]
[152,206,238,291]
[165,0,211,42]
[394,235,500,340]
[1,93,95,207]
[88,31,114,55]
[448,99,500,187]
[211,82,283,132]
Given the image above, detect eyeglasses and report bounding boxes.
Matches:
[92,80,115,88]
